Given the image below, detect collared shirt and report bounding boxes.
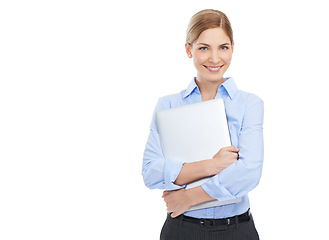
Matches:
[142,77,264,219]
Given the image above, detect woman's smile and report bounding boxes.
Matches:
[203,64,224,73]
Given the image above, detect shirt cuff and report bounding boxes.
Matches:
[201,174,235,202]
[164,158,186,190]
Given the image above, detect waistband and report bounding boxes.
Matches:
[175,209,251,227]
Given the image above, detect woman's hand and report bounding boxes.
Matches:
[208,145,240,175]
[162,186,216,218]
[162,189,193,218]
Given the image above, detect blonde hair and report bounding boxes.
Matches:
[186,9,233,45]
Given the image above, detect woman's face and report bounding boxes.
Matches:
[186,27,234,83]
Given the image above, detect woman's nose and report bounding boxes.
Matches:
[210,51,221,64]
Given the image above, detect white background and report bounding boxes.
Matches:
[1,0,328,239]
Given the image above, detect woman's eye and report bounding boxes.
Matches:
[199,47,207,51]
[220,46,229,50]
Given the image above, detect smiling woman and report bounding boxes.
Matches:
[142,9,263,240]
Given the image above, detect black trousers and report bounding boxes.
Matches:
[160,211,259,240]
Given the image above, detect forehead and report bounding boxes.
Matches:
[195,27,230,45]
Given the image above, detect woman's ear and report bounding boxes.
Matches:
[185,43,192,58]
[231,42,234,53]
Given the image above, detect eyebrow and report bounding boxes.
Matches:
[197,43,230,46]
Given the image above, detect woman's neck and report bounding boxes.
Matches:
[195,77,224,101]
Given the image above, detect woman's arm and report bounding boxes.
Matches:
[174,146,240,186]
[142,97,186,191]
[143,128,185,190]
[201,97,264,202]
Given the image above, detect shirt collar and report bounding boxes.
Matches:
[182,78,199,98]
[183,77,238,100]
[221,77,238,99]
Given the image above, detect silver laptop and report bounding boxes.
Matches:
[156,99,241,211]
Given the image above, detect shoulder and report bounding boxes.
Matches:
[235,91,264,124]
[155,91,184,111]
[235,90,263,108]
[149,92,183,131]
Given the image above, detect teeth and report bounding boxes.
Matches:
[207,66,221,71]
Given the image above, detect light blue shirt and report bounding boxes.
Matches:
[142,77,264,219]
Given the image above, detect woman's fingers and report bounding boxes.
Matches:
[224,145,240,152]
[162,190,171,198]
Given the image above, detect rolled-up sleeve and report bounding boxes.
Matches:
[142,98,185,190]
[201,96,264,202]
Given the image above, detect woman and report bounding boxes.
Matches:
[142,9,264,240]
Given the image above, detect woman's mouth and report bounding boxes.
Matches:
[204,65,224,73]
